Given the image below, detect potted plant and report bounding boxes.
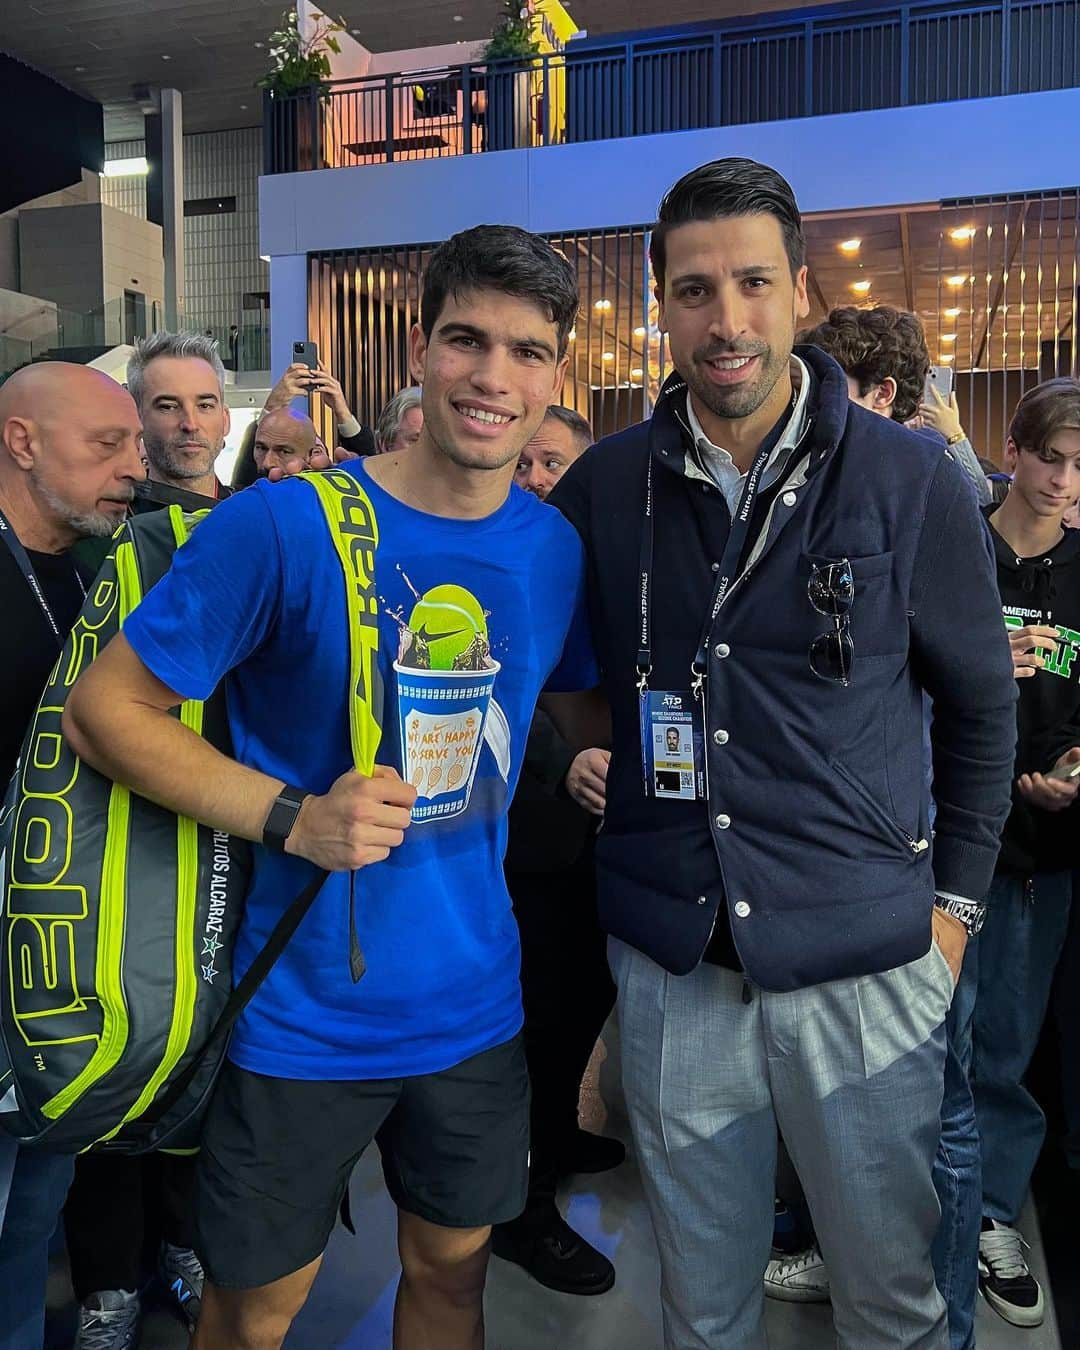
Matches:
[259,8,345,171]
[482,1,540,151]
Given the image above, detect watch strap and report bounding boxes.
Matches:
[933,893,986,937]
[262,785,309,853]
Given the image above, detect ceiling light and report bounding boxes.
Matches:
[254,41,264,48]
[75,65,85,72]
[161,54,172,61]
[944,306,962,318]
[850,279,872,293]
[634,325,647,337]
[941,333,957,343]
[945,274,971,287]
[602,351,615,361]
[839,238,861,254]
[949,226,977,242]
[102,157,150,178]
[568,328,576,341]
[594,299,612,312]
[240,103,248,110]
[939,353,954,363]
[630,367,644,378]
[453,13,464,19]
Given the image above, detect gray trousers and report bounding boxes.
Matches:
[610,937,952,1350]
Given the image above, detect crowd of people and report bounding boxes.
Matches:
[0,155,1078,1350]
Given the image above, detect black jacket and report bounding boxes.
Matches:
[550,348,1017,990]
[988,512,1080,874]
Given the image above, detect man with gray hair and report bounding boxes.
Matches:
[62,329,231,1346]
[375,386,423,454]
[126,330,231,500]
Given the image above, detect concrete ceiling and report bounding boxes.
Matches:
[0,0,821,140]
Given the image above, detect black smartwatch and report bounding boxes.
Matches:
[262,785,310,853]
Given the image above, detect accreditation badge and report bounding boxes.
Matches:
[639,689,707,800]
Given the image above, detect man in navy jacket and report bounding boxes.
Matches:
[550,158,1017,1350]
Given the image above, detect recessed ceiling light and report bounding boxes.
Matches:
[453,13,464,20]
[945,274,971,287]
[254,41,264,48]
[944,306,962,318]
[939,353,954,363]
[75,65,85,72]
[941,333,957,343]
[850,279,872,293]
[630,367,644,377]
[839,238,861,254]
[161,54,172,60]
[594,298,612,312]
[949,226,977,242]
[634,325,647,337]
[352,28,362,34]
[602,351,615,361]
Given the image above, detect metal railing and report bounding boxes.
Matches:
[264,0,1080,173]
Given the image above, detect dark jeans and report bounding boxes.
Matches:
[63,1151,198,1300]
[971,870,1073,1222]
[502,854,615,1228]
[1052,875,1080,1170]
[0,1137,74,1350]
[931,941,980,1350]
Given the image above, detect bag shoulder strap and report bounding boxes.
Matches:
[132,472,384,1137]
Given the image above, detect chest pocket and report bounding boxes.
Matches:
[804,550,904,659]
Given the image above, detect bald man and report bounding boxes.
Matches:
[252,407,319,479]
[0,361,143,1345]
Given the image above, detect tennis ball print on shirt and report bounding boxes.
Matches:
[392,578,510,823]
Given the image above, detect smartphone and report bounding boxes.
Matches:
[1045,760,1080,783]
[292,340,318,371]
[924,364,955,404]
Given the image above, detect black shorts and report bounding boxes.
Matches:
[194,1034,530,1289]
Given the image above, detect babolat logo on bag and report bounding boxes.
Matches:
[0,506,252,1152]
[0,471,382,1153]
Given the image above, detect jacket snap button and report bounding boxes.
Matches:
[715,813,731,829]
[734,900,751,918]
[713,729,729,745]
[714,643,730,658]
[782,490,797,507]
[711,562,720,573]
[697,895,707,905]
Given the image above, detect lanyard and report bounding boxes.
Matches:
[0,505,85,645]
[635,436,775,696]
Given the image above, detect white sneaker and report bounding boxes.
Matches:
[978,1220,1045,1328]
[764,1243,831,1303]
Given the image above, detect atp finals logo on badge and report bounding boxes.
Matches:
[389,573,511,823]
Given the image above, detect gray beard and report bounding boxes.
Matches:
[145,440,217,482]
[32,472,125,539]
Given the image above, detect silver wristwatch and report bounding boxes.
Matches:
[933,894,986,938]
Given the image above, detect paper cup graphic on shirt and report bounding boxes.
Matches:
[394,661,501,823]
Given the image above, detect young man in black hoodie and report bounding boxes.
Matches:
[972,376,1080,1329]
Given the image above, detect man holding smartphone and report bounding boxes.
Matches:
[965,376,1080,1329]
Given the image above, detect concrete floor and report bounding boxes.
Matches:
[47,1029,1061,1350]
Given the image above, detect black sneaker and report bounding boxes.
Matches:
[491,1212,616,1295]
[555,1129,626,1176]
[158,1241,205,1331]
[978,1219,1045,1327]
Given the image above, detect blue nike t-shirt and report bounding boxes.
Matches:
[123,461,599,1081]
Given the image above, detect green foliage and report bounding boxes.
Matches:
[258,8,345,95]
[483,0,541,61]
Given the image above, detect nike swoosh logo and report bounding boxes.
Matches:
[414,624,471,644]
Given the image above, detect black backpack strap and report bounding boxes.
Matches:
[140,867,329,1130]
